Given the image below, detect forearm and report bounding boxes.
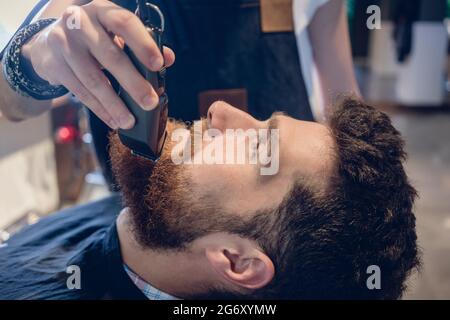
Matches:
[308,0,361,108]
[0,70,70,121]
[0,0,88,121]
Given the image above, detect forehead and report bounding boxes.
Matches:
[277,115,335,183]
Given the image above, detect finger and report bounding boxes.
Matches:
[55,62,119,130]
[163,46,175,67]
[95,3,164,71]
[62,47,136,129]
[113,35,125,49]
[115,37,174,67]
[80,17,159,111]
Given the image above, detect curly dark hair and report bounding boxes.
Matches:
[238,97,420,300]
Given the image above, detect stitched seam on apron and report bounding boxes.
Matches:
[241,3,260,8]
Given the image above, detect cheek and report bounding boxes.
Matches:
[190,164,253,191]
[187,165,290,216]
[187,164,256,210]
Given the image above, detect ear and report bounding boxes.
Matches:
[205,246,275,290]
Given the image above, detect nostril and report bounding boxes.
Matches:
[207,108,213,126]
[207,101,222,128]
[207,112,214,131]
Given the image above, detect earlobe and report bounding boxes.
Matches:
[206,247,275,291]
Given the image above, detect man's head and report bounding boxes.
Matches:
[109,98,419,299]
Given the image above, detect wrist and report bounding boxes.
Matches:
[2,19,68,100]
[21,33,39,65]
[20,35,54,86]
[20,34,36,61]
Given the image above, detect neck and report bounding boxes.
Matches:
[116,208,215,298]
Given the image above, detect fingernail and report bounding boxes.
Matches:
[150,56,163,70]
[142,94,157,110]
[109,119,119,130]
[120,114,135,129]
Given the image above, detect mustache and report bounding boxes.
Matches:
[108,117,208,171]
[161,118,207,158]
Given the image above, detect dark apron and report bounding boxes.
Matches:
[109,0,312,120]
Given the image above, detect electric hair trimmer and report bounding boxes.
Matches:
[117,1,168,161]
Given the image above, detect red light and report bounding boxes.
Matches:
[56,126,78,144]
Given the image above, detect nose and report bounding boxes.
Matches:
[207,101,262,132]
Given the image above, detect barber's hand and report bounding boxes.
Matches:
[22,0,175,129]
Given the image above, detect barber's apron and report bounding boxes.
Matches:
[94,0,314,187]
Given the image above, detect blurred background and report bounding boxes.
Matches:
[0,0,449,299]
